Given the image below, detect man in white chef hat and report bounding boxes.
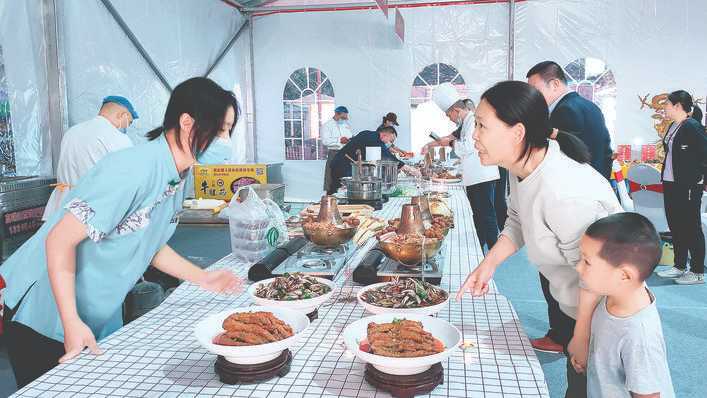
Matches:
[426,83,501,254]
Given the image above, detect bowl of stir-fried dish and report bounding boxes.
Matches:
[357,278,449,316]
[194,306,310,364]
[248,273,336,314]
[343,314,462,375]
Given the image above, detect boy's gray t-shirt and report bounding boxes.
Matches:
[588,290,674,398]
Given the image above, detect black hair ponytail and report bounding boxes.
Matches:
[554,131,591,164]
[691,105,703,124]
[668,90,703,124]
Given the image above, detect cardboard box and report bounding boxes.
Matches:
[194,164,269,200]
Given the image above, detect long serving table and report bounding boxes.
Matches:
[12,185,549,398]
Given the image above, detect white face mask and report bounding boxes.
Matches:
[197,137,232,165]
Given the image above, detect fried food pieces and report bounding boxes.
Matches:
[366,320,444,357]
[213,311,294,346]
[434,171,461,180]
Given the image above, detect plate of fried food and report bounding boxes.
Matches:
[357,278,450,315]
[194,306,310,364]
[431,170,462,184]
[343,314,462,375]
[248,273,336,314]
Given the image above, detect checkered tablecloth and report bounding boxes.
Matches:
[12,186,547,398]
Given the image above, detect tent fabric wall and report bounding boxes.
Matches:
[515,0,707,155]
[5,0,706,191]
[252,3,509,202]
[0,0,52,176]
[61,0,251,163]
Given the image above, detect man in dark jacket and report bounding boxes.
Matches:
[527,61,613,179]
[525,61,614,356]
[327,126,418,195]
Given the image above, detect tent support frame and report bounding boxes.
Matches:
[100,0,173,92]
[41,0,68,174]
[508,0,515,79]
[204,19,250,78]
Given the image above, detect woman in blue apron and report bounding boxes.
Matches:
[1,77,244,388]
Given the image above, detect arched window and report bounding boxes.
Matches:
[563,57,617,138]
[410,63,468,152]
[0,46,15,174]
[283,67,335,160]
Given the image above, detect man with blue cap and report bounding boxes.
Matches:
[42,96,138,220]
[321,105,352,193]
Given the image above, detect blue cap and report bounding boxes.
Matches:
[334,106,349,114]
[102,96,139,119]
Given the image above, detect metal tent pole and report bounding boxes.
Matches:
[507,0,515,80]
[248,14,258,162]
[204,19,249,78]
[99,0,173,92]
[42,0,68,175]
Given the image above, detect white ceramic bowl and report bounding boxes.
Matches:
[194,306,309,365]
[357,282,450,316]
[247,276,336,314]
[343,313,462,375]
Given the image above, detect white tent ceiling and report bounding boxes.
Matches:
[1,0,706,202]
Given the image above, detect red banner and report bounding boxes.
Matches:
[395,9,405,42]
[616,144,631,162]
[375,0,388,17]
[641,144,656,162]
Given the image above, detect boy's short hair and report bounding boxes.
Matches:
[585,212,661,281]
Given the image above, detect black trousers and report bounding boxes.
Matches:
[466,181,499,252]
[539,274,587,398]
[663,182,705,273]
[3,305,65,389]
[495,167,509,229]
[327,172,343,196]
[539,273,569,345]
[323,149,339,195]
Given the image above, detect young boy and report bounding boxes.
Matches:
[576,212,675,398]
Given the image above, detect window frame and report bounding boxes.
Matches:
[0,45,15,175]
[563,57,617,136]
[283,67,335,161]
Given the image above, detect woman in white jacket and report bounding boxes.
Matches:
[457,81,623,398]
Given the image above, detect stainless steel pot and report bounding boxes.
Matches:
[350,161,398,194]
[351,162,376,180]
[376,160,399,194]
[340,177,382,201]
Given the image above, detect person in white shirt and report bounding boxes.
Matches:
[427,83,501,253]
[457,81,623,398]
[42,96,137,220]
[321,106,352,192]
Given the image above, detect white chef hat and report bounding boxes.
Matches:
[432,82,462,112]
